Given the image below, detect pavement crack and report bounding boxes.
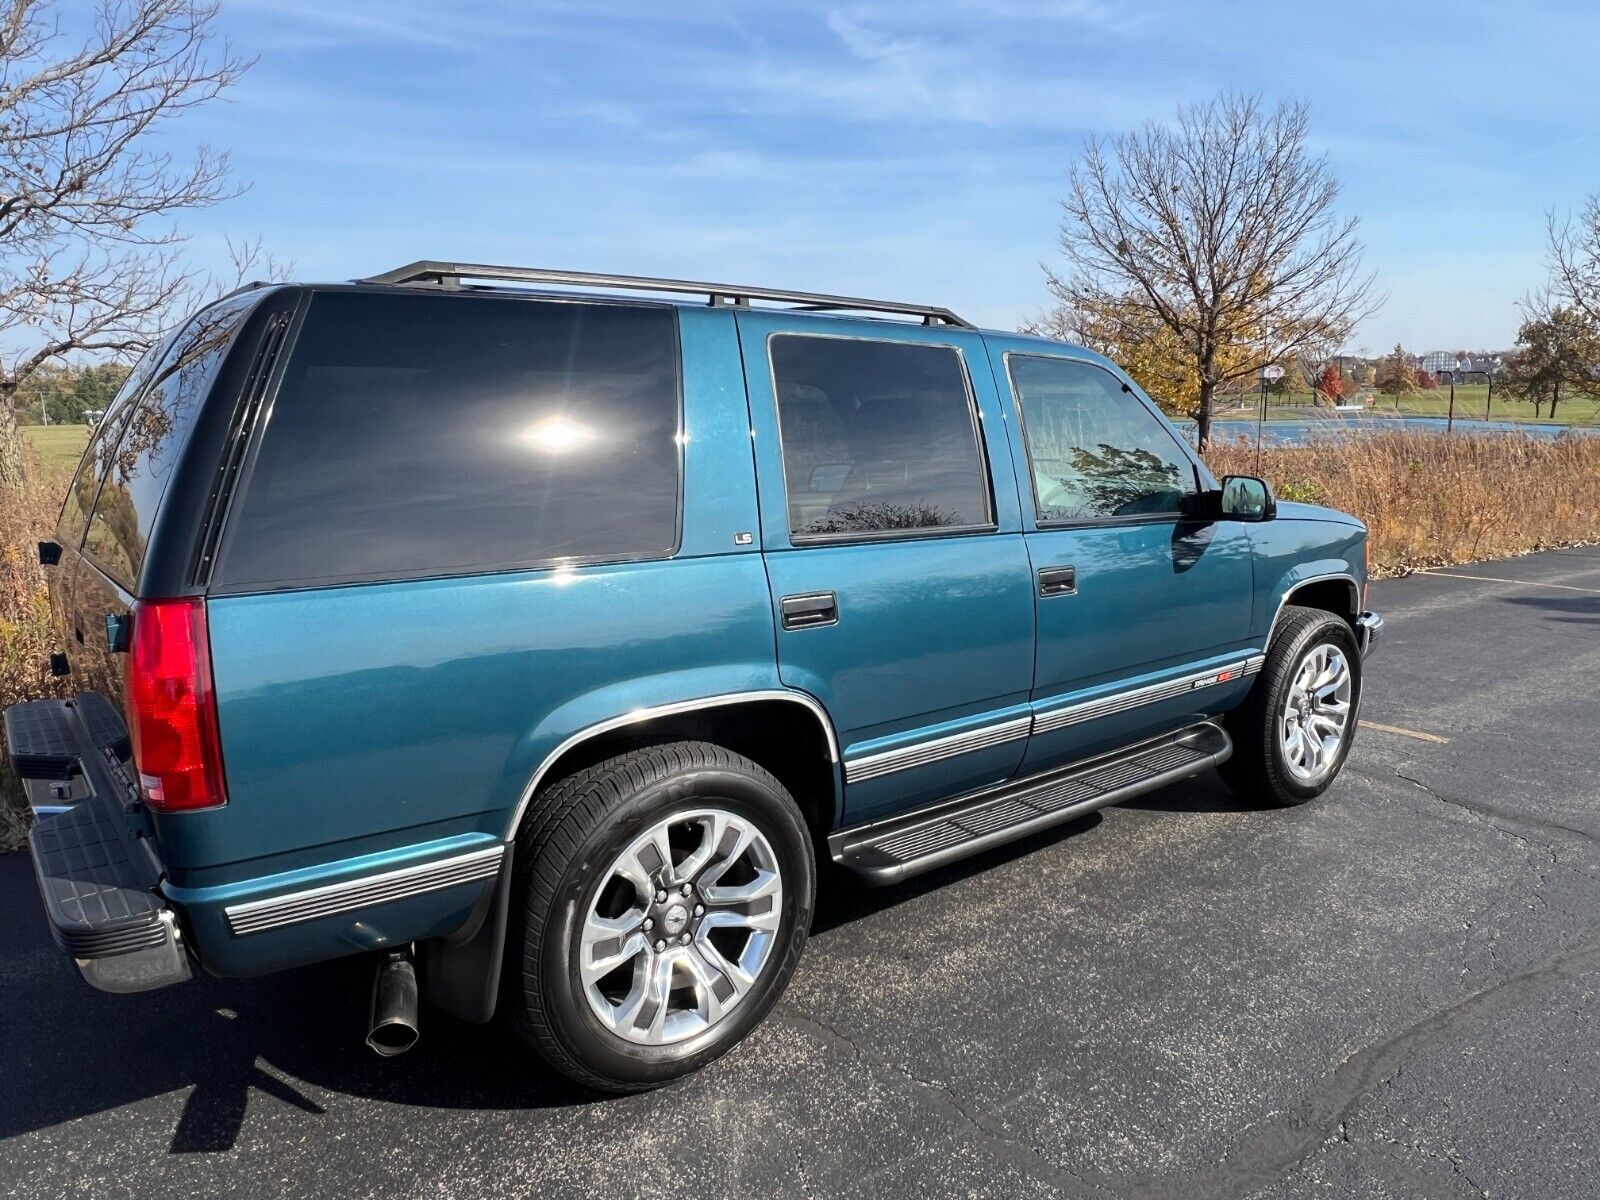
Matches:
[1369,763,1599,851]
[1120,939,1600,1200]
[776,1008,1124,1200]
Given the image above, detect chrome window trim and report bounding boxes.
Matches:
[224,845,505,936]
[844,714,1032,784]
[1032,656,1264,735]
[501,689,841,841]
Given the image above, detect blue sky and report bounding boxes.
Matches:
[176,0,1600,353]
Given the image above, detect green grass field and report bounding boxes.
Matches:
[1219,385,1600,425]
[20,424,90,472]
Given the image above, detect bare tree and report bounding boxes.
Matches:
[1546,193,1600,325]
[1045,93,1380,448]
[0,0,250,486]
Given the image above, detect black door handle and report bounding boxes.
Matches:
[781,591,838,630]
[1037,565,1077,597]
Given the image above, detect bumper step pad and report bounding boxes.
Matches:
[833,723,1231,884]
[30,799,166,958]
[5,694,131,780]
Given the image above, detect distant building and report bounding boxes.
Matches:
[1421,350,1506,380]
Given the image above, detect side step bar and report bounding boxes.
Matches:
[830,723,1231,884]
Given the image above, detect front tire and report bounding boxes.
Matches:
[504,741,815,1093]
[1221,606,1362,807]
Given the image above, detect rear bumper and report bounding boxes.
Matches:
[9,697,193,994]
[1356,610,1384,658]
[27,786,193,995]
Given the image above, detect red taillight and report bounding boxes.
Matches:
[125,598,227,812]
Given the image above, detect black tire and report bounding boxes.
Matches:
[1220,606,1363,807]
[504,741,814,1093]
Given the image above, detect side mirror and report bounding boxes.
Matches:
[1219,475,1276,522]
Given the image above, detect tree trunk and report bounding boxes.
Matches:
[1195,378,1216,450]
[0,398,26,493]
[1550,381,1561,420]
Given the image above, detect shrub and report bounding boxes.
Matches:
[0,455,71,851]
[1206,430,1600,574]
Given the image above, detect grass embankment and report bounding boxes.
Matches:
[1219,386,1600,426]
[21,423,90,469]
[1206,430,1600,576]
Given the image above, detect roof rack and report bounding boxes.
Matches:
[357,261,975,329]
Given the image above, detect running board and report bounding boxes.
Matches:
[830,723,1231,885]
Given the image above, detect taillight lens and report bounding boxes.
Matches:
[125,598,228,812]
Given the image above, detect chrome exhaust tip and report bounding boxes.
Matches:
[366,948,419,1057]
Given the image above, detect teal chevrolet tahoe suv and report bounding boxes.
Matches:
[7,262,1381,1093]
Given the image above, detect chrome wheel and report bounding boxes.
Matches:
[578,807,783,1047]
[1279,642,1353,783]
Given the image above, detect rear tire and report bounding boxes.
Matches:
[1221,606,1362,807]
[504,741,814,1093]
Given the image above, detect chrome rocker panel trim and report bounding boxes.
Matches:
[224,845,505,936]
[844,715,1031,784]
[842,657,1262,784]
[831,722,1232,885]
[1032,656,1263,735]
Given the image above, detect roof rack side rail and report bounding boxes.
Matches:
[357,261,974,329]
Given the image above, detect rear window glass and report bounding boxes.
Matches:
[82,295,256,587]
[215,292,681,589]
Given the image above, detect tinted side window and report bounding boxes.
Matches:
[216,292,681,589]
[1008,355,1197,523]
[82,296,256,587]
[55,338,172,547]
[770,335,991,540]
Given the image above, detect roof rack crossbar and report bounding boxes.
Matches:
[358,261,974,329]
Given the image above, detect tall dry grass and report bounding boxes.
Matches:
[1206,431,1600,575]
[0,455,71,851]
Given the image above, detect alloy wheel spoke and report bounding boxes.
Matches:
[581,919,647,986]
[681,943,742,1024]
[694,922,758,991]
[672,813,726,882]
[698,824,755,891]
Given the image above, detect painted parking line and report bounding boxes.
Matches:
[1360,720,1451,745]
[1419,570,1600,595]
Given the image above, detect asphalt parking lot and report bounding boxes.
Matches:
[2,547,1598,1199]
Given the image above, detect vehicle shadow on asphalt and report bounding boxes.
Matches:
[811,768,1252,935]
[0,855,594,1155]
[1499,592,1600,626]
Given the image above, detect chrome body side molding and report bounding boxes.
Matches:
[844,715,1031,784]
[225,846,505,936]
[1032,656,1263,735]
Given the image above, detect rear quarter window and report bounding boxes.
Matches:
[80,295,257,587]
[214,291,682,590]
[55,337,174,548]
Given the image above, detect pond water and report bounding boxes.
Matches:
[1185,414,1599,446]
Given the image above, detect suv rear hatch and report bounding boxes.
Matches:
[10,287,288,990]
